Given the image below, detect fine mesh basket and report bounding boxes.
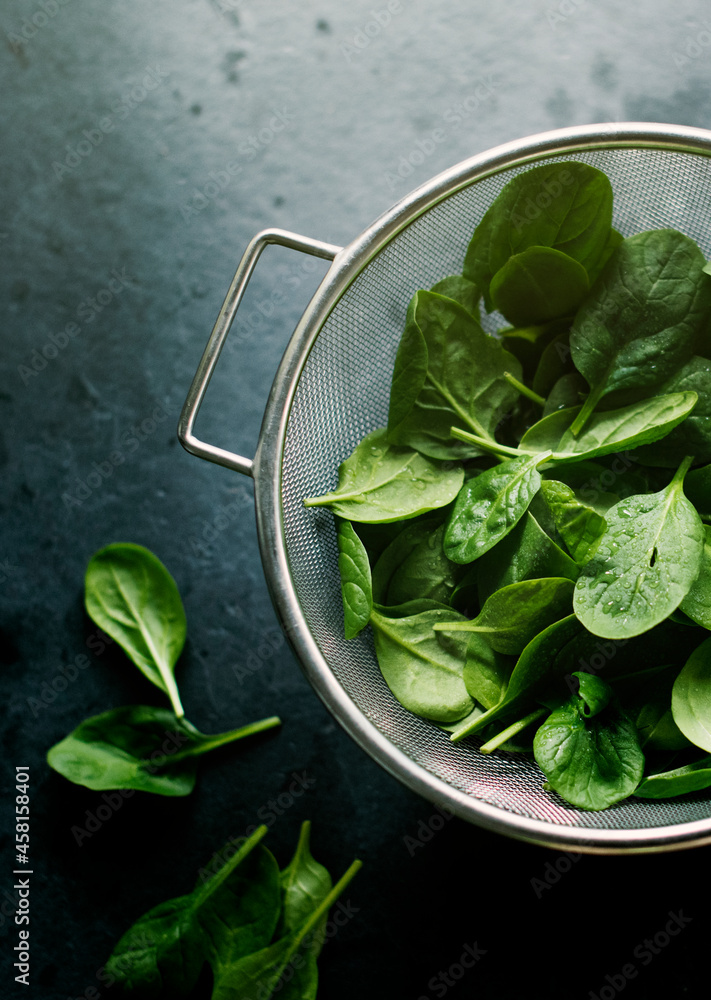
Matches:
[180,124,711,853]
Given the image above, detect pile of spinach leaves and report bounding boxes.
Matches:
[304,162,711,811]
[104,821,361,998]
[48,543,281,796]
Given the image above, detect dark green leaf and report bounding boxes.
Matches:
[444,453,549,564]
[462,634,514,709]
[371,516,460,607]
[634,356,711,467]
[672,636,711,752]
[303,428,463,523]
[336,519,373,639]
[573,458,704,639]
[434,577,575,655]
[370,605,474,722]
[490,245,589,326]
[635,754,711,798]
[85,543,187,717]
[533,673,645,810]
[539,480,607,564]
[430,274,480,317]
[47,706,281,796]
[679,524,711,629]
[386,290,522,459]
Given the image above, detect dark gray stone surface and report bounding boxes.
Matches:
[2,1,711,997]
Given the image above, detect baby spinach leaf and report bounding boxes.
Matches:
[635,754,711,799]
[370,605,474,722]
[434,577,575,656]
[450,615,584,742]
[541,372,588,416]
[679,524,711,629]
[518,392,698,464]
[568,228,711,434]
[539,480,607,564]
[532,330,574,398]
[85,543,187,718]
[105,826,281,996]
[463,161,613,308]
[476,511,578,605]
[336,519,373,640]
[622,666,691,752]
[275,820,332,954]
[685,461,711,519]
[573,457,704,639]
[634,357,711,467]
[386,290,522,459]
[671,636,711,752]
[212,857,362,1000]
[490,245,589,326]
[47,706,281,796]
[443,452,550,564]
[430,274,480,317]
[533,672,645,810]
[303,428,463,523]
[462,634,514,709]
[371,516,459,607]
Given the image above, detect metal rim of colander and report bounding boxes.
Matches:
[252,122,711,854]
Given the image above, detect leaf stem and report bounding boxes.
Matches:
[151,716,282,768]
[671,455,695,489]
[568,385,602,437]
[450,426,530,460]
[479,707,547,754]
[194,824,269,903]
[503,371,545,408]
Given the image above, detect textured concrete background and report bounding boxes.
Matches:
[2,1,711,997]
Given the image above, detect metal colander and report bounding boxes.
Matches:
[179,123,711,854]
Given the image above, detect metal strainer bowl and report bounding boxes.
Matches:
[179,123,711,854]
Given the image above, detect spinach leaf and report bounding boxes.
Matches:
[212,857,362,1000]
[434,577,575,655]
[533,672,645,810]
[371,516,459,607]
[568,228,711,434]
[386,290,522,459]
[303,428,463,523]
[634,357,711,467]
[85,543,187,718]
[275,821,332,953]
[105,826,281,995]
[443,452,550,564]
[450,615,584,742]
[671,636,711,752]
[476,511,578,605]
[623,666,691,752]
[573,457,704,639]
[541,372,588,416]
[518,392,698,464]
[539,480,607,564]
[635,754,711,799]
[370,605,474,722]
[462,634,514,709]
[685,461,711,519]
[47,706,281,796]
[430,274,480,317]
[490,245,589,326]
[679,524,711,629]
[463,161,613,308]
[532,330,574,398]
[336,519,373,640]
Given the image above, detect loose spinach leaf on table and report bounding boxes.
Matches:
[303,428,463,523]
[386,289,522,459]
[672,636,711,753]
[85,543,187,718]
[443,452,550,564]
[573,457,704,639]
[370,603,474,722]
[463,161,613,310]
[568,228,711,434]
[336,519,373,640]
[47,706,281,796]
[433,577,575,656]
[105,823,362,1000]
[533,672,645,810]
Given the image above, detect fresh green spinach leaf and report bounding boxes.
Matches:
[303,428,463,523]
[679,524,711,629]
[539,480,607,564]
[336,519,373,639]
[573,457,704,639]
[85,543,187,718]
[47,706,282,796]
[672,636,711,752]
[462,633,514,710]
[490,245,589,326]
[635,754,711,798]
[371,516,459,607]
[430,274,480,317]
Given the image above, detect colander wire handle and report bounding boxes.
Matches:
[178,228,342,477]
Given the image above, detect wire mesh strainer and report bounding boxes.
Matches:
[179,123,711,854]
